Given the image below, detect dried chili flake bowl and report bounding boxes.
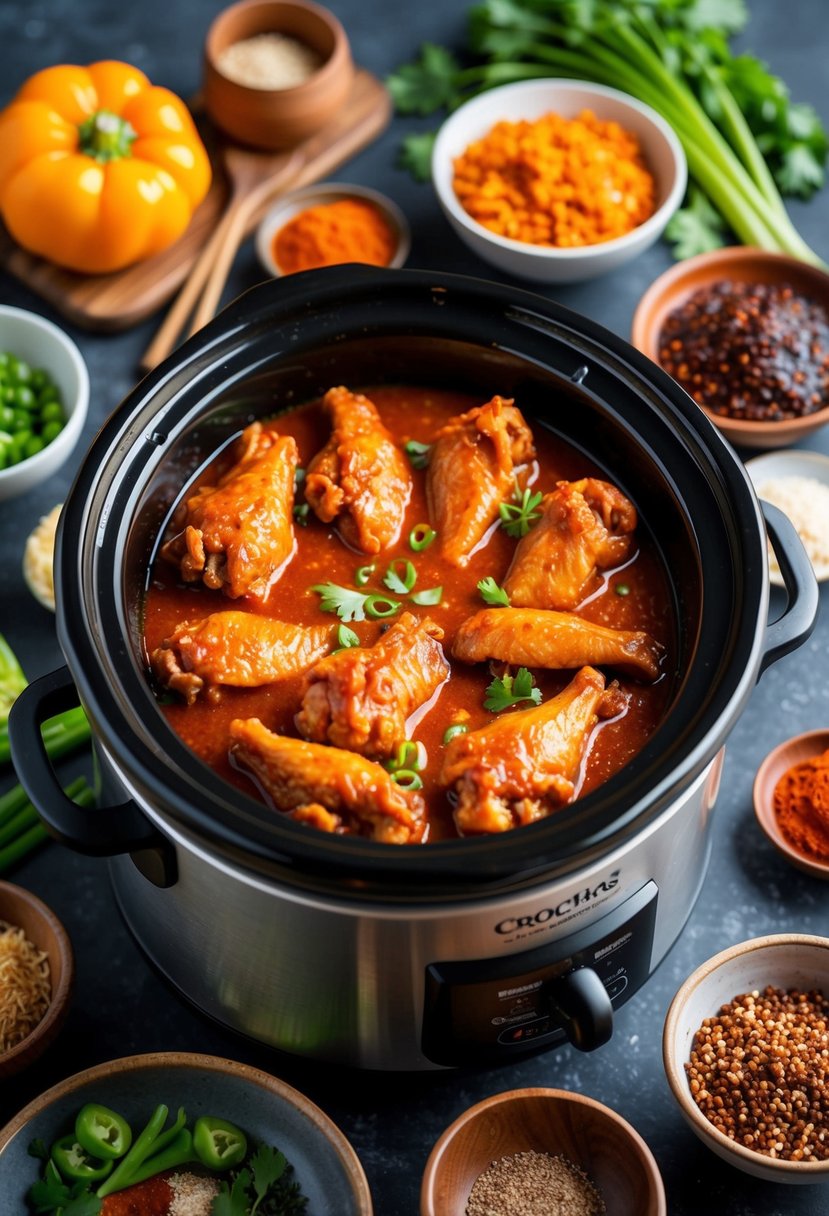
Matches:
[431,78,686,284]
[663,934,829,1183]
[631,247,829,450]
[420,1087,666,1216]
[753,729,829,880]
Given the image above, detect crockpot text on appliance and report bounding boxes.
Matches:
[495,871,621,935]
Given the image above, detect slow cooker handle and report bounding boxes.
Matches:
[8,666,165,857]
[759,501,820,675]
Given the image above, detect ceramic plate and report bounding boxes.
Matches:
[0,1052,372,1214]
[745,449,829,586]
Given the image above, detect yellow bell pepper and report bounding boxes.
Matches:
[0,61,212,274]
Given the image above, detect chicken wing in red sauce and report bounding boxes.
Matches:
[304,385,411,553]
[229,717,426,843]
[453,607,662,682]
[160,423,298,601]
[440,666,628,835]
[150,612,334,704]
[503,477,637,610]
[426,395,535,567]
[296,612,449,758]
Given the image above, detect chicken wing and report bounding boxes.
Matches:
[440,666,626,835]
[426,396,536,567]
[296,612,449,758]
[161,423,298,600]
[150,612,334,705]
[503,477,637,610]
[229,717,426,844]
[452,607,661,681]
[304,386,411,553]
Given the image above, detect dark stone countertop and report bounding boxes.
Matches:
[0,2,827,1213]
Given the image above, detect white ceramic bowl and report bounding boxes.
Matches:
[663,934,829,1184]
[745,450,829,586]
[255,182,410,277]
[0,306,89,502]
[431,78,687,284]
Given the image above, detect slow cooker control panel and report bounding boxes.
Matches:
[421,881,657,1066]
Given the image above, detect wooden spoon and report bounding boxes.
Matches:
[140,141,303,372]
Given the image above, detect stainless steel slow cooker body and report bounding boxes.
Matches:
[10,268,817,1070]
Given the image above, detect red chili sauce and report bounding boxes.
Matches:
[142,385,675,841]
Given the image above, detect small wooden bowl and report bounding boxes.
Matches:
[0,881,73,1079]
[753,728,829,879]
[631,247,829,450]
[420,1087,666,1216]
[203,0,354,150]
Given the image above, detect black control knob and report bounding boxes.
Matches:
[547,967,613,1051]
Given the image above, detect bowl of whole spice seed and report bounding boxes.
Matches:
[0,881,73,1079]
[631,247,829,450]
[420,1087,666,1216]
[663,933,829,1183]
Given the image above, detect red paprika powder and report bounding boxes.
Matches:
[772,747,829,861]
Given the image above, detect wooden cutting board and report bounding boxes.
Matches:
[0,69,391,332]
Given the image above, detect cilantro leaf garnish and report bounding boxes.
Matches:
[484,667,542,713]
[665,185,728,259]
[386,43,461,115]
[477,576,510,607]
[397,132,437,183]
[499,486,543,538]
[312,582,400,622]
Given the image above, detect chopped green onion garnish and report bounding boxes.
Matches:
[615,582,631,596]
[405,439,431,469]
[409,523,436,551]
[293,503,310,526]
[411,585,443,606]
[335,624,360,650]
[386,740,423,772]
[355,563,376,586]
[389,768,423,791]
[364,594,401,619]
[383,558,417,594]
[442,723,469,744]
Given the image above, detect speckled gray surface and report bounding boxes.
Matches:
[0,2,827,1214]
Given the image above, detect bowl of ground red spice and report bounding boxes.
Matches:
[663,933,829,1183]
[255,181,410,277]
[0,880,73,1079]
[420,1087,666,1216]
[753,728,829,878]
[431,78,686,283]
[632,247,829,449]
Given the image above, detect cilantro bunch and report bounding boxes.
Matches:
[388,0,828,263]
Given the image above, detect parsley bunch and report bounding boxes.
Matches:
[388,0,827,264]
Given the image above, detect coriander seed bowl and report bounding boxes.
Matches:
[0,306,89,502]
[631,247,829,450]
[431,78,686,284]
[203,0,354,150]
[420,1087,666,1216]
[663,933,829,1183]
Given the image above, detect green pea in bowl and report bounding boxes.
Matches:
[0,306,89,501]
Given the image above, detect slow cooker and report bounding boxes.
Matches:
[10,268,818,1070]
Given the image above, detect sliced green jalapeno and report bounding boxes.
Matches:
[193,1116,248,1169]
[51,1133,114,1182]
[75,1102,133,1160]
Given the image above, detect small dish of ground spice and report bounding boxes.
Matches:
[663,932,829,1183]
[421,1087,666,1216]
[0,880,73,1078]
[753,728,829,879]
[255,182,410,278]
[632,247,829,450]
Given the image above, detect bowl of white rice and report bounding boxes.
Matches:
[746,450,829,586]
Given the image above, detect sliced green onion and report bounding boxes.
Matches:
[364,594,401,620]
[389,768,423,791]
[387,740,422,772]
[615,583,631,597]
[411,585,443,606]
[355,564,376,587]
[383,559,417,594]
[404,439,431,469]
[442,723,469,744]
[293,503,310,526]
[409,523,436,552]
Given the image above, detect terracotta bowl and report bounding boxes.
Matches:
[631,247,829,450]
[203,0,354,150]
[420,1087,666,1216]
[663,934,829,1183]
[753,728,829,879]
[0,881,73,1080]
[0,1052,372,1214]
